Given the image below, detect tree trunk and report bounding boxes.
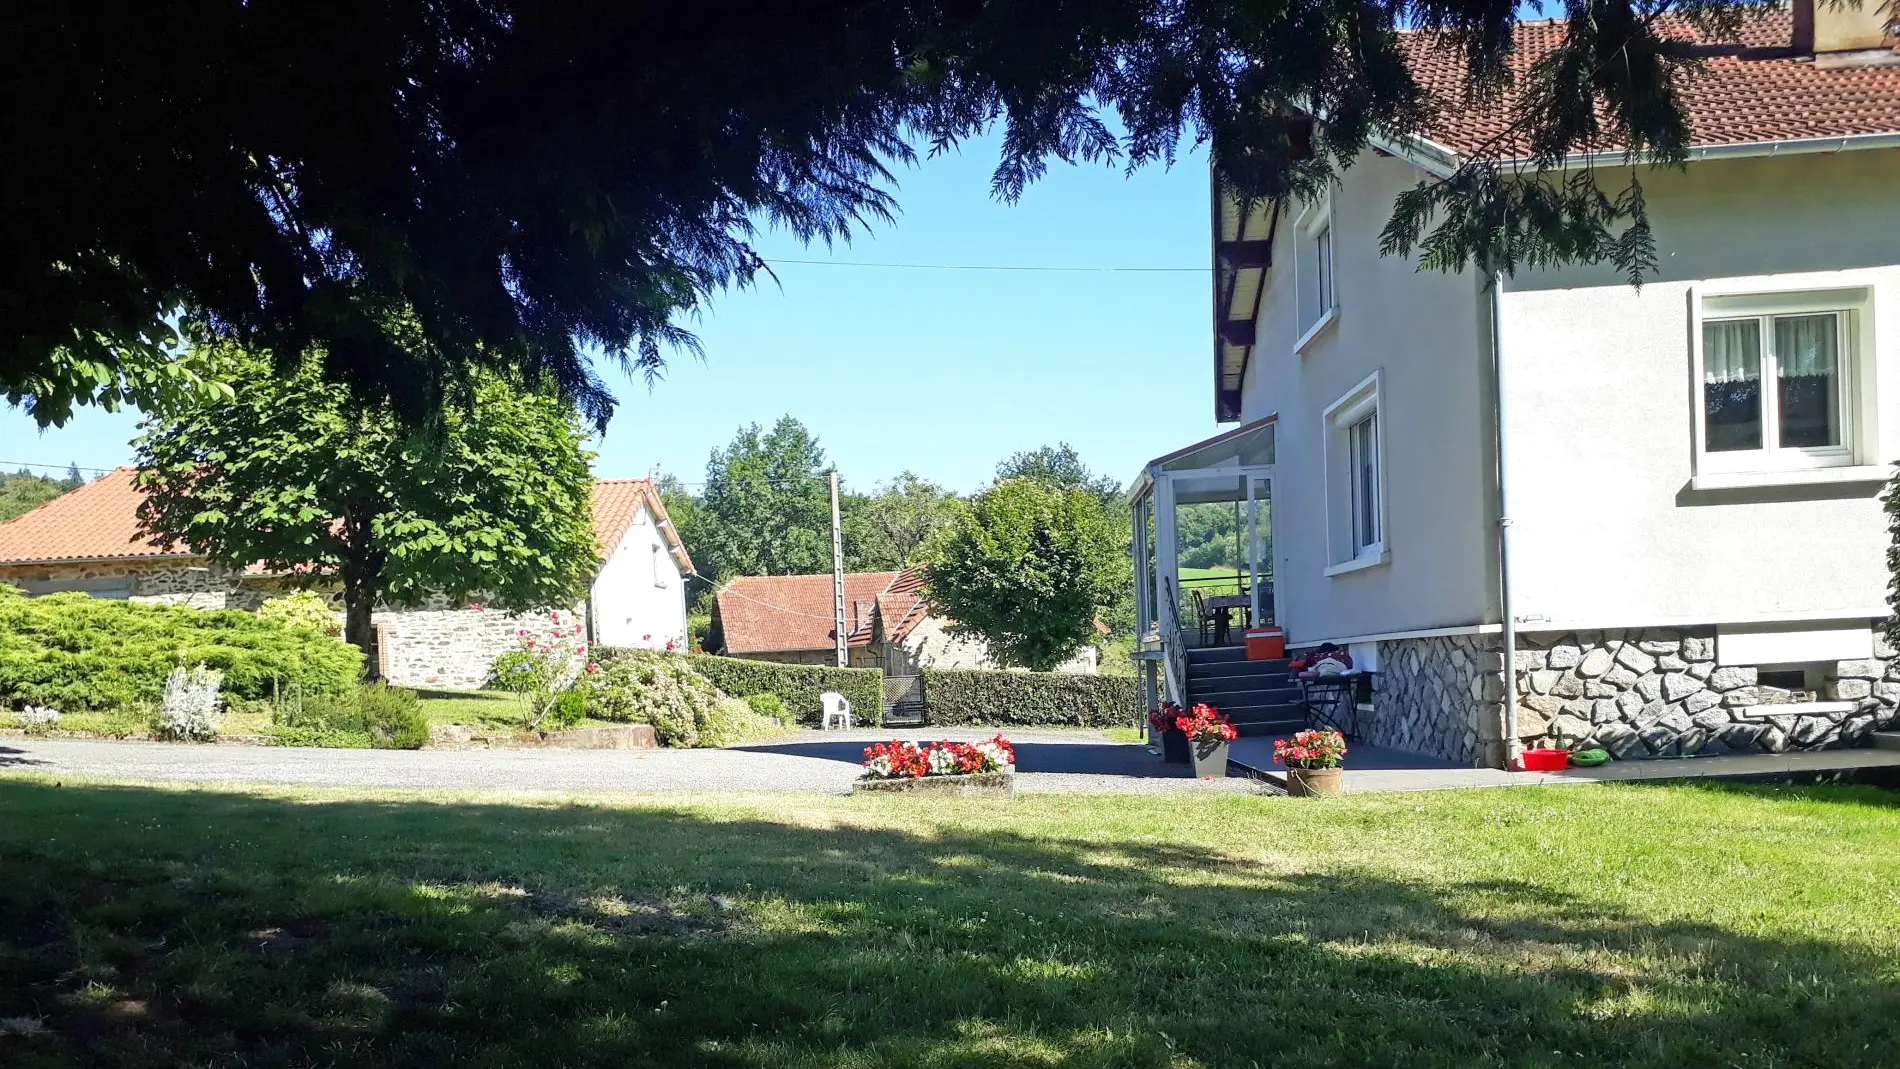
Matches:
[340,536,386,680]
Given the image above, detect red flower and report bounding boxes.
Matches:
[585,663,600,674]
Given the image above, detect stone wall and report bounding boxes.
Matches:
[0,559,275,609]
[1367,635,1506,766]
[373,604,553,690]
[1512,626,1898,758]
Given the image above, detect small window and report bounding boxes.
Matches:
[651,544,669,589]
[1695,285,1871,476]
[1296,198,1338,342]
[1348,413,1380,551]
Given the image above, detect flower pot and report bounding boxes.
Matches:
[1160,728,1190,764]
[1190,738,1230,779]
[1285,766,1343,796]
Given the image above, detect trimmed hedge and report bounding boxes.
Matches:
[595,648,883,727]
[689,654,884,728]
[920,668,1141,728]
[0,588,364,712]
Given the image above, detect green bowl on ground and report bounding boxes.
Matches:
[1568,748,1610,767]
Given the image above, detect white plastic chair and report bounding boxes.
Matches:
[820,691,854,731]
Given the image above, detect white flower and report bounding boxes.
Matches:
[927,746,960,775]
[973,741,1008,772]
[15,705,61,729]
[865,755,892,779]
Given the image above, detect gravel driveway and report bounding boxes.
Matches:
[0,728,1264,796]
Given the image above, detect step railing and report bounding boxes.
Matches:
[1158,576,1187,706]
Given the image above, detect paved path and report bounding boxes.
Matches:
[0,729,1264,796]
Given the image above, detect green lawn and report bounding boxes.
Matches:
[2,779,1897,1067]
[1176,565,1247,597]
[415,688,530,731]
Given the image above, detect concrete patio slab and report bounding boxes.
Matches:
[1226,732,1900,793]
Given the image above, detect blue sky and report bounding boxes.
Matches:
[1,134,1223,495]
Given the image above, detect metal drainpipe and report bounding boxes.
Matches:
[1489,267,1522,770]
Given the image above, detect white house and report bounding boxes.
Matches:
[0,472,693,689]
[1131,5,1900,767]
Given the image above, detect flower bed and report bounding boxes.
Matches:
[854,736,1016,796]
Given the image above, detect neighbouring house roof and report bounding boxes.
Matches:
[591,478,693,573]
[0,468,185,565]
[0,468,691,572]
[1210,11,1900,421]
[1401,13,1900,160]
[716,569,926,654]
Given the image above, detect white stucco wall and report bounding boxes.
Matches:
[895,615,1099,674]
[1502,148,1899,630]
[590,502,688,649]
[1239,150,1496,645]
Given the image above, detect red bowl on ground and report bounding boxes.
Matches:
[1519,747,1571,772]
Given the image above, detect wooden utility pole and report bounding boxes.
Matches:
[830,470,847,667]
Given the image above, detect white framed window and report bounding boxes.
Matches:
[1691,280,1879,484]
[1322,371,1387,575]
[651,543,670,588]
[1294,194,1338,350]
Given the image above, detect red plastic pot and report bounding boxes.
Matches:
[1518,747,1571,772]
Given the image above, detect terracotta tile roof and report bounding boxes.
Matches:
[0,468,689,571]
[0,468,181,564]
[591,478,693,571]
[875,569,931,644]
[1399,13,1900,158]
[717,569,927,654]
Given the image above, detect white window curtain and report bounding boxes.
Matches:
[1703,319,1761,452]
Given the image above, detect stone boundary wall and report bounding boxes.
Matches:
[1512,626,1897,758]
[1366,636,1507,767]
[0,560,275,609]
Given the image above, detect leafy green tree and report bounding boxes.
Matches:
[922,479,1124,672]
[994,444,1123,507]
[693,417,832,581]
[996,443,1136,637]
[845,471,961,571]
[0,469,73,523]
[135,345,598,662]
[8,2,1722,423]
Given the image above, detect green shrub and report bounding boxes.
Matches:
[256,590,342,637]
[699,695,783,747]
[744,693,789,723]
[583,649,724,746]
[357,681,429,749]
[919,668,1141,728]
[670,653,883,727]
[269,681,425,749]
[0,587,363,711]
[543,689,587,731]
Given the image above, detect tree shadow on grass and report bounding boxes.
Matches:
[0,781,1894,1068]
[734,736,1189,779]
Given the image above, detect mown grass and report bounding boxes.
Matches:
[414,688,528,730]
[1,778,1896,1067]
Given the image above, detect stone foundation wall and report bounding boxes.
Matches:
[1512,626,1898,758]
[1367,636,1507,766]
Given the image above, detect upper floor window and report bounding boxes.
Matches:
[652,543,670,588]
[1295,195,1338,347]
[1694,283,1874,478]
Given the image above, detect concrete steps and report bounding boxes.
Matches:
[1185,647,1301,738]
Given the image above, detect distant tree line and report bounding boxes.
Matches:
[0,464,87,523]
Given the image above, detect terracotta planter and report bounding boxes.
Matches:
[1285,766,1344,797]
[1190,738,1231,779]
[1160,728,1190,764]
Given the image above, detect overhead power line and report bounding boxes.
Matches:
[0,459,119,474]
[761,257,1208,273]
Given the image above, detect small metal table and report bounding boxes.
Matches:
[1299,672,1361,739]
[1201,594,1251,645]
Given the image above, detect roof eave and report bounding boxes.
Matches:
[1528,130,1900,170]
